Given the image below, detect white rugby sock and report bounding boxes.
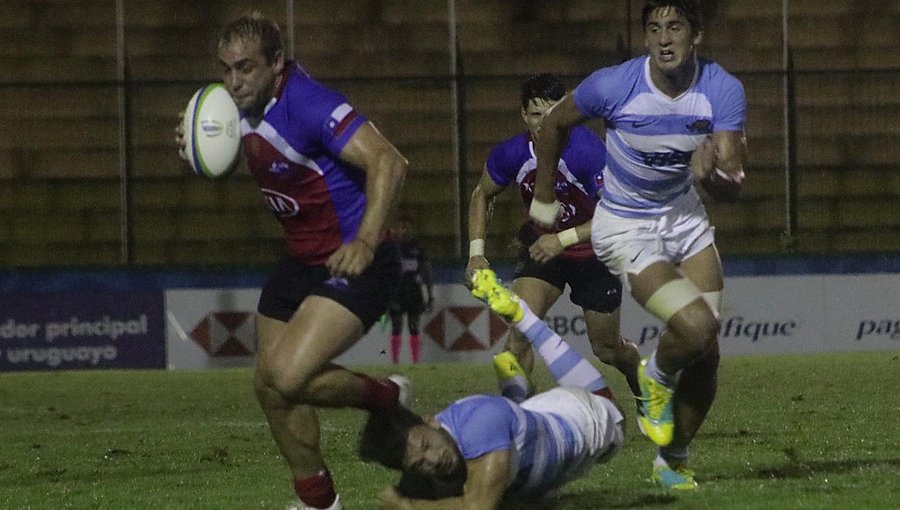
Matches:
[656,446,689,469]
[498,374,530,403]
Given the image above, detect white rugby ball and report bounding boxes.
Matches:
[182,83,241,179]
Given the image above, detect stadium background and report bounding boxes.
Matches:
[0,0,897,268]
[0,3,898,508]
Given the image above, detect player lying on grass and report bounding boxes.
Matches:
[359,269,625,509]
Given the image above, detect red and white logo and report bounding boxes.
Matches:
[424,306,508,351]
[189,312,256,357]
[261,188,300,218]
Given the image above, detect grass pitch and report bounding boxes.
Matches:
[1,351,898,509]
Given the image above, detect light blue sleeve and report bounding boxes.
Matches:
[572,68,615,119]
[439,397,515,460]
[712,73,746,132]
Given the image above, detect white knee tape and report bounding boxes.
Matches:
[644,279,702,323]
[702,291,722,319]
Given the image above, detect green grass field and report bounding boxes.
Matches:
[1,351,898,509]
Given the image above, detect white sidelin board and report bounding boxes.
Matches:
[164,274,899,369]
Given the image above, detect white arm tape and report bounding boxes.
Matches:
[529,199,560,227]
[645,279,703,323]
[469,239,485,258]
[556,228,580,248]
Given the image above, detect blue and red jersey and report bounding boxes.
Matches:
[240,63,369,265]
[485,126,606,259]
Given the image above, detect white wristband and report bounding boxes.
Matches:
[557,228,580,248]
[529,199,560,227]
[469,239,485,258]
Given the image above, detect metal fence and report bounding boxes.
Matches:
[0,0,897,267]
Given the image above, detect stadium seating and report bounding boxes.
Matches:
[0,0,896,267]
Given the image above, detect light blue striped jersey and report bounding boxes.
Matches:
[435,394,590,496]
[573,55,746,218]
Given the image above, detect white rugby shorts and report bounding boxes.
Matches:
[591,190,715,279]
[521,387,624,468]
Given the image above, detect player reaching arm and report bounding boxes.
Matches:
[328,122,407,278]
[527,218,593,264]
[362,269,624,510]
[466,73,641,401]
[529,94,585,227]
[693,132,748,202]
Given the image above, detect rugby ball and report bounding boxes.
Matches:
[182,83,241,179]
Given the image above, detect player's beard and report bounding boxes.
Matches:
[239,77,278,121]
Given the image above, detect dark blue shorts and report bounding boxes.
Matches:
[258,242,400,330]
[515,225,622,313]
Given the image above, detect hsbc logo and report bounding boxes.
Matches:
[189,312,256,357]
[261,188,299,218]
[424,306,508,351]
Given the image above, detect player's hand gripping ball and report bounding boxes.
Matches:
[181,83,241,179]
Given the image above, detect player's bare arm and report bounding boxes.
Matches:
[380,450,510,510]
[466,169,506,282]
[530,95,589,226]
[528,218,592,264]
[713,130,747,174]
[698,130,747,202]
[329,122,408,277]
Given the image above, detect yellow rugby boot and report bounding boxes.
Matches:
[652,464,698,491]
[493,351,533,402]
[637,358,676,446]
[470,269,524,323]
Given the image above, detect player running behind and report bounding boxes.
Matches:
[528,0,747,490]
[466,73,640,403]
[360,269,624,509]
[175,13,410,510]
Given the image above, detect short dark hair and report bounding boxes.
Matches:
[359,407,424,470]
[521,73,567,110]
[359,408,467,500]
[218,11,285,63]
[641,0,704,32]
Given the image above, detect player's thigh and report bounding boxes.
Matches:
[629,261,718,346]
[257,313,289,360]
[679,243,724,293]
[264,296,364,388]
[511,277,562,316]
[627,260,684,306]
[254,313,290,402]
[513,232,566,311]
